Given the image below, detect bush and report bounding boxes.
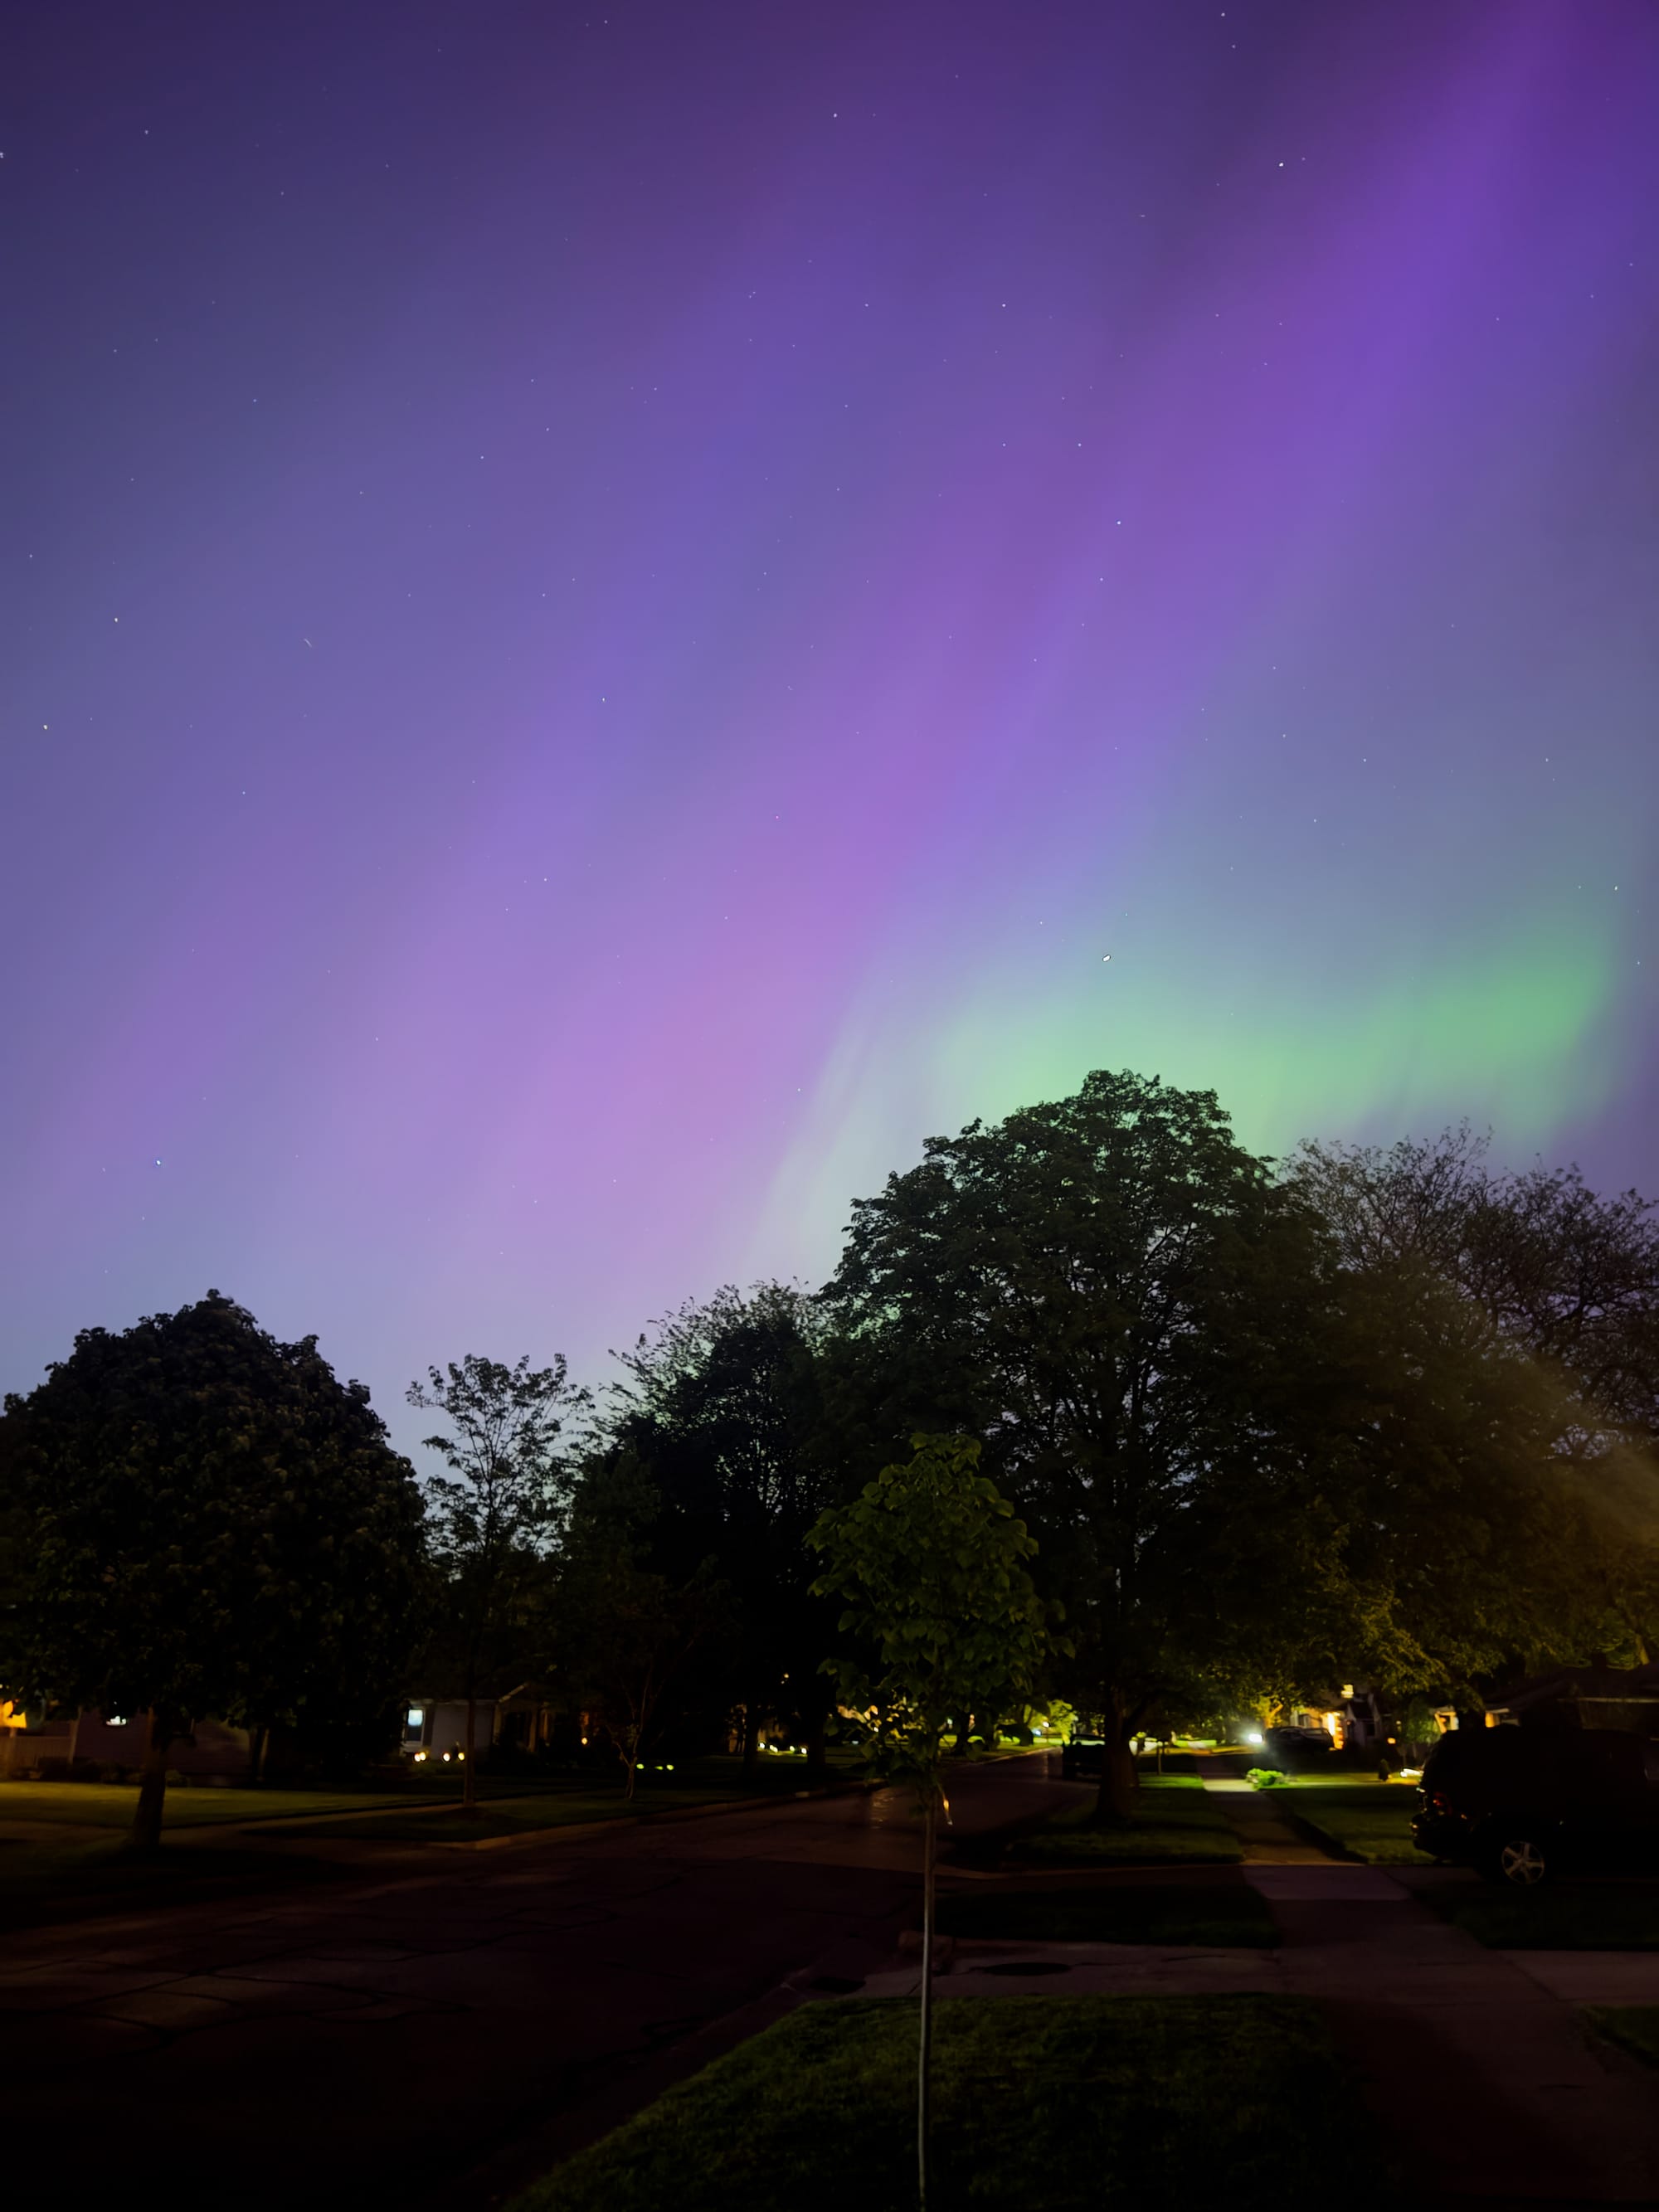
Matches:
[1247,1767,1288,1789]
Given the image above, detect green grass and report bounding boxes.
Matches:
[1586,2005,1659,2069]
[508,1995,1379,2212]
[1273,1780,1429,1865]
[0,1782,431,1829]
[934,1883,1277,1947]
[1002,1777,1242,1866]
[1426,1884,1659,1950]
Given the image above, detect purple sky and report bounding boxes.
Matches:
[5,1,1656,1456]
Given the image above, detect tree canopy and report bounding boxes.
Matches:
[407,1352,588,1804]
[819,1069,1354,1808]
[606,1282,839,1762]
[1,1291,426,1847]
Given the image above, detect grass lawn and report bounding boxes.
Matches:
[508,1995,1380,2212]
[1426,1884,1659,1950]
[0,1782,431,1829]
[1000,1777,1242,1866]
[1586,2005,1659,2069]
[935,1882,1277,1947]
[1274,1780,1429,1865]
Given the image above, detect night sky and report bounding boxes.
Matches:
[6,2,1657,1449]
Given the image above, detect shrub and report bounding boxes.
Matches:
[1247,1767,1289,1789]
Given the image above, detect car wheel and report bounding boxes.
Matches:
[1481,1830,1554,1887]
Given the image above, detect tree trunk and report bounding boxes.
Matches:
[804,1706,828,1784]
[246,1725,269,1787]
[741,1702,759,1778]
[463,1694,479,1811]
[917,1791,937,2212]
[128,1710,175,1854]
[1094,1723,1137,1822]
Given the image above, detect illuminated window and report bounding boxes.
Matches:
[405,1707,423,1731]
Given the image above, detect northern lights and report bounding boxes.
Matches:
[4,2,1655,1449]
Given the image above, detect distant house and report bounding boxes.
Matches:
[399,1691,572,1766]
[1488,1662,1659,1733]
[0,1704,254,1782]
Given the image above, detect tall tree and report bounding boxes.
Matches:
[1290,1127,1659,1443]
[809,1434,1055,2212]
[608,1283,839,1771]
[1290,1131,1659,1665]
[407,1354,588,1809]
[556,1451,728,1796]
[820,1069,1346,1815]
[1,1292,426,1850]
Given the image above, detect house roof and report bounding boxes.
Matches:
[1491,1662,1659,1712]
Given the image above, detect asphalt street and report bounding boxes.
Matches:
[2,1755,1075,2210]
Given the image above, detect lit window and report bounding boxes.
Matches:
[406,1707,424,1730]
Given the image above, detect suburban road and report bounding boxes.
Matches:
[2,1755,1078,2210]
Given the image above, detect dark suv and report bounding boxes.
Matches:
[1060,1737,1105,1779]
[1412,1726,1659,1884]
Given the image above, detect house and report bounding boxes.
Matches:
[0,1704,254,1782]
[1487,1661,1659,1733]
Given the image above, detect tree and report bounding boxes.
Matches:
[608,1283,839,1772]
[408,1354,588,1811]
[1290,1127,1659,1446]
[556,1451,728,1796]
[0,1292,427,1850]
[808,1434,1055,2212]
[1289,1130,1659,1675]
[819,1069,1348,1816]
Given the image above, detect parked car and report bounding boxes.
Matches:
[1266,1725,1332,1761]
[1060,1737,1105,1779]
[1412,1726,1659,1884]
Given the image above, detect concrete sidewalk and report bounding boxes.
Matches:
[859,1852,1659,2204]
[1251,1867,1659,2204]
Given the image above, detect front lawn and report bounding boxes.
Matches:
[0,1782,427,1829]
[1274,1781,1429,1865]
[1002,1777,1242,1866]
[1585,2006,1659,2069]
[935,1882,1277,1947]
[509,1994,1376,2212]
[1426,1884,1659,1950]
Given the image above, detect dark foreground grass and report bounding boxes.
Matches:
[510,1995,1377,2212]
[1586,2005,1659,2069]
[1001,1776,1242,1867]
[935,1882,1277,1947]
[1428,1884,1659,1950]
[1277,1782,1428,1865]
[0,1781,432,1828]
